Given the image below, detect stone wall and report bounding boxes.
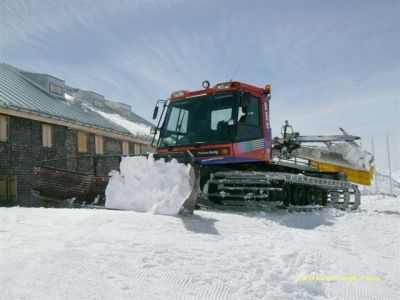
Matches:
[0,115,150,206]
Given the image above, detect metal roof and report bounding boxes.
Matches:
[131,111,154,127]
[0,63,136,137]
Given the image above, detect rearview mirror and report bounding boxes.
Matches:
[152,106,159,119]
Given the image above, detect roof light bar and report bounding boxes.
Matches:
[170,90,188,99]
[214,82,241,89]
[214,82,231,89]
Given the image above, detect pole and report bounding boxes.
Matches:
[371,138,378,193]
[386,134,393,195]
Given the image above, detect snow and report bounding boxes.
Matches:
[62,96,153,140]
[393,169,400,183]
[64,93,74,101]
[292,142,373,171]
[2,153,399,299]
[105,155,192,215]
[362,169,400,196]
[0,195,398,299]
[91,106,153,140]
[328,142,373,170]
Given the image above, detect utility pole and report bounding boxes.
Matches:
[371,138,378,193]
[386,134,393,195]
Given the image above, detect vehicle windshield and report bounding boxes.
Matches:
[158,93,238,147]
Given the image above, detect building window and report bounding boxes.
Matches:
[42,124,53,148]
[95,135,104,155]
[122,141,129,156]
[0,175,17,201]
[134,143,141,155]
[77,131,88,153]
[93,99,104,109]
[49,83,63,95]
[0,115,9,142]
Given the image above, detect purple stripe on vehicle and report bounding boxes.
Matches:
[236,138,265,153]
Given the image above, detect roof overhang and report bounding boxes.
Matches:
[0,106,152,145]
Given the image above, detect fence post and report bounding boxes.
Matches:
[386,134,393,195]
[371,138,378,193]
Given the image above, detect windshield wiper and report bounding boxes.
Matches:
[173,110,187,141]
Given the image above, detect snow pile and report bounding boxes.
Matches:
[328,142,373,170]
[94,109,153,140]
[292,142,373,171]
[105,155,191,215]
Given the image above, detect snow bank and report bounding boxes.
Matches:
[105,155,191,215]
[328,142,373,170]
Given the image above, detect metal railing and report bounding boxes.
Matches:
[39,155,124,176]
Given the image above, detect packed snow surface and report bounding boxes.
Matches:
[105,156,192,215]
[0,195,398,299]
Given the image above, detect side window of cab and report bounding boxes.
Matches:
[236,95,263,141]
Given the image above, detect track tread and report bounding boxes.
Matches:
[203,171,360,211]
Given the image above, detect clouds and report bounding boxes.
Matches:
[0,0,399,169]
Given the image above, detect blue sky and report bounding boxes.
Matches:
[1,0,399,169]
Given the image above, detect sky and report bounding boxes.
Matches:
[0,0,399,170]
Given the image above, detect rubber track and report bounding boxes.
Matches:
[203,171,361,211]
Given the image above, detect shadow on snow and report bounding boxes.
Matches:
[180,214,220,235]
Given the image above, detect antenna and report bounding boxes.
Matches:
[230,64,241,82]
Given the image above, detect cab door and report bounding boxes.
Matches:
[233,94,265,162]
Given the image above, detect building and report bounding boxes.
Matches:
[0,63,154,206]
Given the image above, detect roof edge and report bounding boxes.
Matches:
[0,106,152,145]
[2,64,65,101]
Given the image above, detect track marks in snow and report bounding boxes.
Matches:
[104,260,234,299]
[329,280,399,300]
[33,249,235,299]
[1,198,398,299]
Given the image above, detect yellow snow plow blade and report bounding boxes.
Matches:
[311,161,374,186]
